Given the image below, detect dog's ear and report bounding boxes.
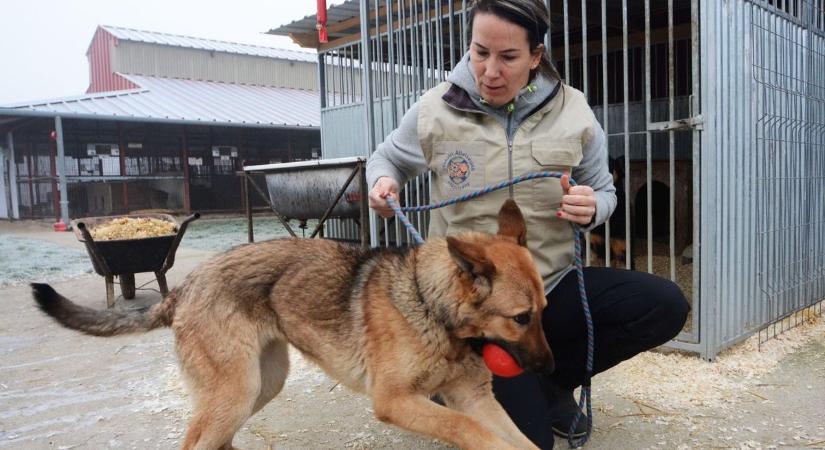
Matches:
[447,236,496,278]
[496,199,527,247]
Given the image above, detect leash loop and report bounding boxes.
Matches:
[384,171,595,447]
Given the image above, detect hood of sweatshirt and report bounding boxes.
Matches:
[444,52,560,132]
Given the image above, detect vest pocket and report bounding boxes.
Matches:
[530,141,583,209]
[530,141,583,167]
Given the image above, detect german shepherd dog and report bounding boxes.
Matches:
[32,200,552,450]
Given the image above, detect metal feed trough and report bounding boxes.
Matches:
[71,213,199,308]
[242,156,369,247]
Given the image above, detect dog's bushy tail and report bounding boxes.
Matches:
[31,283,177,337]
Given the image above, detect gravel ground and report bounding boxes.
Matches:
[181,216,317,252]
[0,236,93,287]
[0,215,306,287]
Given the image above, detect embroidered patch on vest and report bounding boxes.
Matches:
[442,151,476,189]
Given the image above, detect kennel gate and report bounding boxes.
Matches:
[279,0,825,359]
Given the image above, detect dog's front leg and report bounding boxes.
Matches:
[441,382,541,450]
[372,391,523,450]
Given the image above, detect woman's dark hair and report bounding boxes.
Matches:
[467,0,561,82]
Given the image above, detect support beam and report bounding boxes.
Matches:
[0,144,8,219]
[54,117,70,227]
[117,122,129,213]
[180,128,191,214]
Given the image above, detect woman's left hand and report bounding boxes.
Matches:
[557,174,597,226]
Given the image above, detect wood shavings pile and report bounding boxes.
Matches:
[90,217,177,241]
[602,312,823,412]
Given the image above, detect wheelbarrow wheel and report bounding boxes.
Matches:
[120,273,136,299]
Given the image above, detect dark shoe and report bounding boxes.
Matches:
[544,381,588,439]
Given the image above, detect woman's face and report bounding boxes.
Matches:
[470,12,543,107]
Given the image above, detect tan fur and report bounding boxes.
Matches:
[33,200,552,450]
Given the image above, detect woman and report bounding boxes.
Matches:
[367,0,690,448]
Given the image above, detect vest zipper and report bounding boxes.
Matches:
[506,102,515,198]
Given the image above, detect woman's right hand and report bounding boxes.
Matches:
[368,176,401,218]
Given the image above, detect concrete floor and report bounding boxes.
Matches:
[0,220,823,450]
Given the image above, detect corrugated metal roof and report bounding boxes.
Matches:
[0,75,320,129]
[268,0,362,44]
[101,25,318,62]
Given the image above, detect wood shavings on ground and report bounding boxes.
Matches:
[90,217,177,240]
[601,312,823,412]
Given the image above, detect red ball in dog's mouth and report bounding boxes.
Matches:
[482,343,524,377]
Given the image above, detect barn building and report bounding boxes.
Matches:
[0,25,321,221]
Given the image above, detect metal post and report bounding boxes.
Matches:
[360,0,379,247]
[180,128,192,213]
[244,174,254,243]
[0,145,7,219]
[644,0,653,273]
[359,162,370,248]
[7,132,19,219]
[622,0,631,269]
[699,0,717,361]
[54,116,70,227]
[600,0,610,266]
[117,122,129,213]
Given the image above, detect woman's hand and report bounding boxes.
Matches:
[557,174,596,226]
[368,176,401,218]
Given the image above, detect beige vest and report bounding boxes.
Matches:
[417,82,596,290]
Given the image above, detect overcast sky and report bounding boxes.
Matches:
[0,0,346,105]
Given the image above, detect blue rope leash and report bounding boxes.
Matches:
[384,171,594,448]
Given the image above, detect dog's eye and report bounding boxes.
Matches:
[513,313,531,325]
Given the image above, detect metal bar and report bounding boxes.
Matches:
[243,173,298,238]
[644,0,653,274]
[422,0,430,91]
[668,0,676,282]
[412,0,421,97]
[375,0,385,139]
[461,0,467,54]
[388,0,398,128]
[687,0,702,344]
[245,175,254,243]
[602,0,610,266]
[448,0,455,69]
[318,53,327,110]
[563,0,570,80]
[699,0,718,359]
[434,0,442,82]
[310,163,362,238]
[582,0,591,265]
[360,0,377,155]
[400,0,410,110]
[647,116,705,131]
[623,0,631,270]
[359,162,370,248]
[581,0,588,98]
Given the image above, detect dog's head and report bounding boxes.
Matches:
[439,199,553,374]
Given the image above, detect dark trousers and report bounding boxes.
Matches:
[492,267,690,449]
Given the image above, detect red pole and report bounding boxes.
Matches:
[317,0,328,43]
